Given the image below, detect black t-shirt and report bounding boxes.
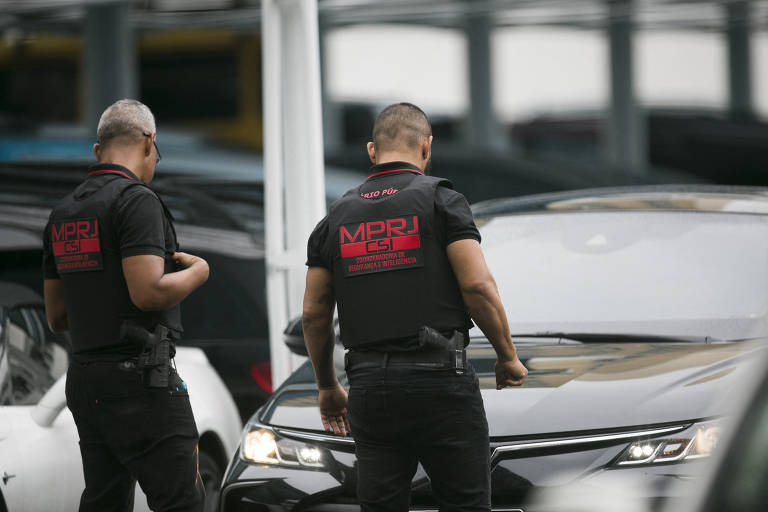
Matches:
[43,165,169,280]
[42,164,177,359]
[306,161,480,351]
[307,161,480,270]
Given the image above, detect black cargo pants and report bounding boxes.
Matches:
[346,361,491,512]
[65,359,205,512]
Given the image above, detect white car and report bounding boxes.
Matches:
[0,281,242,512]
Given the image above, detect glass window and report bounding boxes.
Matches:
[0,308,12,406]
[3,305,69,405]
[476,211,768,341]
[179,252,268,339]
[140,53,238,120]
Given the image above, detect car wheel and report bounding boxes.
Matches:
[199,450,223,512]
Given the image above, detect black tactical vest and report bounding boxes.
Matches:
[47,170,181,354]
[328,174,471,349]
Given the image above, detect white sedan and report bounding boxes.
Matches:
[0,281,242,512]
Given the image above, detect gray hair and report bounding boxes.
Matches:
[96,99,156,146]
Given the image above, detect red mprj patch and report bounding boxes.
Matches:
[51,218,103,273]
[339,215,424,277]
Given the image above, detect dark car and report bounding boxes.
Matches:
[0,163,272,420]
[0,153,362,420]
[220,185,768,511]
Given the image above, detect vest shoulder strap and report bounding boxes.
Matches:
[112,181,179,250]
[416,174,454,191]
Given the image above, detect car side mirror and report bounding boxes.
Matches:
[283,316,308,356]
[283,315,341,357]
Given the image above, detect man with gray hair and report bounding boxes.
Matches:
[43,99,210,511]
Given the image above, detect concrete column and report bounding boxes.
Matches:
[465,4,503,150]
[726,1,753,119]
[319,19,342,153]
[605,0,645,174]
[82,1,137,132]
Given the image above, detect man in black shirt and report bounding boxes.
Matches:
[303,103,528,511]
[43,99,210,512]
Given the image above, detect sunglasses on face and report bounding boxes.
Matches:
[142,131,162,165]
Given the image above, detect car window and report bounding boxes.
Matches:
[178,252,268,340]
[0,308,12,405]
[477,211,768,341]
[3,305,69,405]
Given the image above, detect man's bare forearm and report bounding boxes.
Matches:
[124,254,209,312]
[447,240,518,362]
[303,316,337,389]
[302,267,338,389]
[461,278,518,362]
[150,261,209,310]
[44,279,69,332]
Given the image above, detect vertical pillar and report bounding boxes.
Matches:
[726,1,753,119]
[262,0,326,387]
[82,1,136,132]
[320,18,342,153]
[605,0,645,174]
[466,3,503,150]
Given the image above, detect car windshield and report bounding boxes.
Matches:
[476,211,768,341]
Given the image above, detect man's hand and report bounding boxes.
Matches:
[318,382,350,436]
[173,251,206,269]
[123,253,209,311]
[44,279,68,332]
[495,358,528,389]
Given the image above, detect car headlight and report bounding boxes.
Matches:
[613,419,721,467]
[241,424,325,468]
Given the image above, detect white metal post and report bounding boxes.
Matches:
[262,0,327,387]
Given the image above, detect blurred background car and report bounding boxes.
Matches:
[219,185,768,511]
[669,338,768,512]
[0,280,242,512]
[0,150,361,421]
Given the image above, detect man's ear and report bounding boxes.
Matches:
[422,135,433,160]
[93,143,100,160]
[366,141,376,164]
[144,135,153,158]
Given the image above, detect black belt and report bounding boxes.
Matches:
[345,348,456,371]
[71,354,135,364]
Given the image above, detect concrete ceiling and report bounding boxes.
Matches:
[0,0,766,33]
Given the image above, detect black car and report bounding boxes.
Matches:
[220,185,768,511]
[0,163,273,420]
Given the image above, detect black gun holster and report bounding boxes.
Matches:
[120,322,172,388]
[418,326,467,374]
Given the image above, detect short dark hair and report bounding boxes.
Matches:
[372,102,432,152]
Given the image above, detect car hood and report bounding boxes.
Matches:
[261,341,767,438]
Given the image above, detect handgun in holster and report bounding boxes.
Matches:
[120,322,172,388]
[418,326,467,375]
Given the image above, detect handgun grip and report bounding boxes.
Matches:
[120,322,154,346]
